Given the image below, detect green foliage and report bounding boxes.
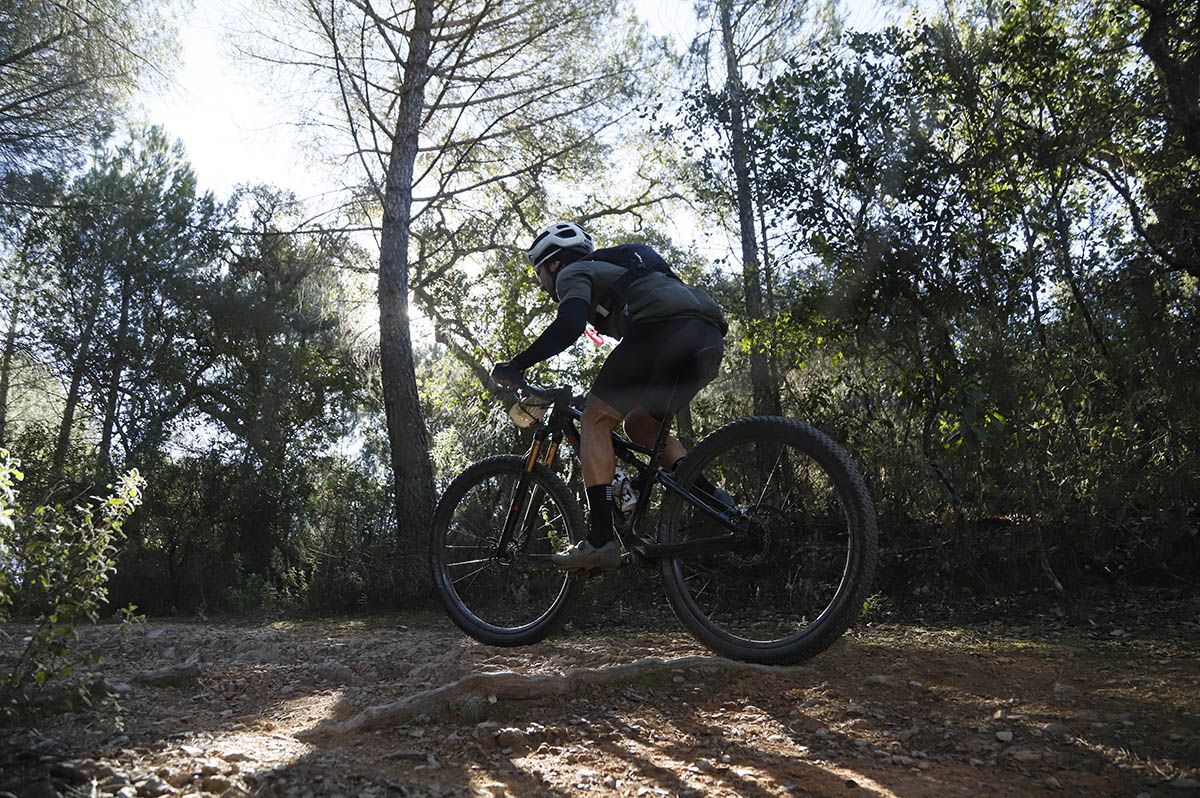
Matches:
[14,126,224,483]
[0,448,145,723]
[860,592,889,621]
[0,0,179,175]
[220,550,309,614]
[736,4,1200,595]
[2,0,1197,621]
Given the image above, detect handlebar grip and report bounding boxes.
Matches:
[520,381,556,400]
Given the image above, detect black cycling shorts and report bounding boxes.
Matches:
[590,317,724,421]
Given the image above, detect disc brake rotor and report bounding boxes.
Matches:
[729,503,787,567]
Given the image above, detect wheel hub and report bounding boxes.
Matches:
[730,504,785,567]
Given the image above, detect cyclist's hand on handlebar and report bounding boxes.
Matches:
[490,360,525,390]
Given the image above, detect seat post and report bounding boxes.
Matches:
[648,376,681,474]
[624,378,679,542]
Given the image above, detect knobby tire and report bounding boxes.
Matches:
[659,416,878,664]
[430,455,586,647]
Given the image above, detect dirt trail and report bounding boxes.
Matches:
[2,595,1198,798]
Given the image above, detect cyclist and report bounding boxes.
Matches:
[491,221,728,570]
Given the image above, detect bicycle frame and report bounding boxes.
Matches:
[495,385,749,564]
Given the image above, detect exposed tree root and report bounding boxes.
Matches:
[133,653,201,687]
[299,655,812,739]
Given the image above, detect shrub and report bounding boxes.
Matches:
[0,449,145,723]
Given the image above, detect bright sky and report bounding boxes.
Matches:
[134,0,898,207]
[134,0,326,202]
[131,0,900,360]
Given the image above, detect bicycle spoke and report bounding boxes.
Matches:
[667,428,859,648]
[454,519,493,545]
[435,458,581,634]
[755,446,786,509]
[447,557,495,567]
[524,513,565,542]
[451,562,491,584]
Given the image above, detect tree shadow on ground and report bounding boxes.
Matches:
[3,611,1197,797]
[247,616,1198,797]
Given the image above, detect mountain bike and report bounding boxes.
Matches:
[430,380,878,665]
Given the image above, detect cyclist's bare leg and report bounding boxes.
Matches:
[581,396,624,488]
[624,406,686,468]
[627,406,729,505]
[553,396,625,567]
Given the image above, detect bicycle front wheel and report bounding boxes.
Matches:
[659,417,878,664]
[431,455,586,646]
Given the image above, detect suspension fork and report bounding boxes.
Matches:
[496,430,561,556]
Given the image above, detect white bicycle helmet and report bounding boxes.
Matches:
[527,221,594,268]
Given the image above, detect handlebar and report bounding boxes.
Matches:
[510,379,585,413]
[517,381,558,401]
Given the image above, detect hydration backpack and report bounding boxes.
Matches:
[586,244,680,335]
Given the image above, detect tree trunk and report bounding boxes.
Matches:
[0,291,20,449]
[52,283,103,483]
[754,154,783,415]
[98,273,131,474]
[1137,0,1200,159]
[377,0,437,602]
[1052,200,1116,372]
[718,0,775,417]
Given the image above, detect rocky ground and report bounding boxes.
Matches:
[1,590,1198,798]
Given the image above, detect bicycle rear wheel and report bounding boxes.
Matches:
[431,455,586,646]
[659,417,878,664]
